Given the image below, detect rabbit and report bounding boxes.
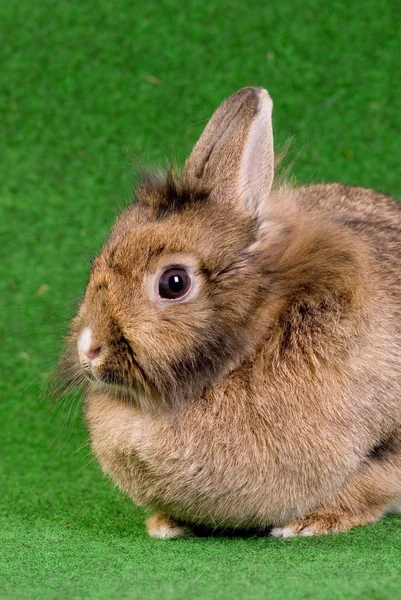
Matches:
[60,87,401,539]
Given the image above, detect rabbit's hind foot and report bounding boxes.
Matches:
[270,507,382,538]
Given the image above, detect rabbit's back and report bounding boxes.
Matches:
[298,184,401,303]
[298,184,401,260]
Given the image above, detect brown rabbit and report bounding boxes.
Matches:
[61,88,401,538]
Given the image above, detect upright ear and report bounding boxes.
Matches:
[183,87,274,220]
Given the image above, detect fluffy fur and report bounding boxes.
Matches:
[60,88,401,537]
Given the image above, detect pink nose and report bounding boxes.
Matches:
[85,347,101,361]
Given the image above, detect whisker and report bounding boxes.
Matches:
[60,243,100,253]
[3,332,68,343]
[77,457,96,473]
[0,308,70,321]
[72,440,91,455]
[80,231,103,247]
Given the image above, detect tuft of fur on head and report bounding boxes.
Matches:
[135,167,212,221]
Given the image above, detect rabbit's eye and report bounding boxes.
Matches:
[158,268,192,300]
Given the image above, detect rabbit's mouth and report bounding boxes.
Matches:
[94,360,149,389]
[85,366,162,409]
[87,351,162,407]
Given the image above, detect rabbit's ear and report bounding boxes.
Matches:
[183,87,274,220]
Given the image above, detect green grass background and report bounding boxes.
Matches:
[1,1,401,598]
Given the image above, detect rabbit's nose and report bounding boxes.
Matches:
[85,346,101,361]
[78,326,102,362]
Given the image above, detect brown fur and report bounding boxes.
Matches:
[60,88,401,537]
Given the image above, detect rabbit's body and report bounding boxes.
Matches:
[63,88,401,537]
[85,182,401,534]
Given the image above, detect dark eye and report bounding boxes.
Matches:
[158,267,192,300]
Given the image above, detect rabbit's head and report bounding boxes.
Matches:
[62,88,279,407]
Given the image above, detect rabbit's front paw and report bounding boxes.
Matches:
[270,508,371,538]
[146,513,193,539]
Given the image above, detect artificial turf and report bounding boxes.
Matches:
[1,1,401,598]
